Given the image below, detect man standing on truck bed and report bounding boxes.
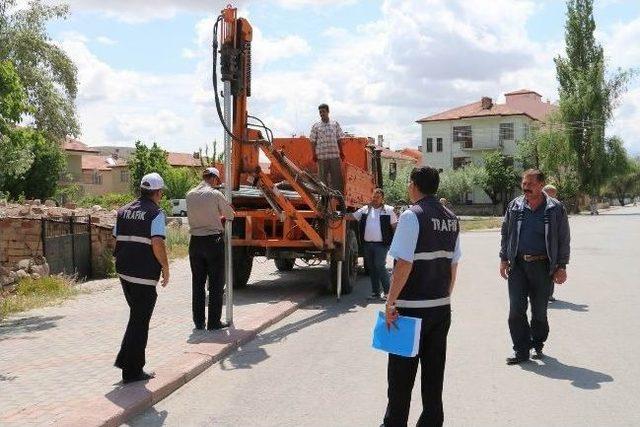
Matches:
[186,167,235,330]
[309,103,345,193]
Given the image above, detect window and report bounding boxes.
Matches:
[120,169,129,183]
[436,138,443,152]
[92,172,102,185]
[426,138,433,153]
[389,161,397,181]
[499,123,514,143]
[453,157,471,170]
[453,126,472,148]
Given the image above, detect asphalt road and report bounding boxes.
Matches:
[128,206,640,427]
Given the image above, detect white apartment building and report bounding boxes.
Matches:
[417,89,556,203]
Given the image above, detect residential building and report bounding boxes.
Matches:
[380,147,418,181]
[416,89,556,203]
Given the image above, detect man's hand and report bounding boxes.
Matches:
[553,268,567,284]
[500,261,510,279]
[385,303,399,330]
[161,267,170,287]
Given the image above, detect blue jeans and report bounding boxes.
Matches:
[364,242,390,295]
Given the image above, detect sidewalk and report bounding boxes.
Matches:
[0,257,325,426]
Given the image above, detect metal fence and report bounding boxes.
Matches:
[41,216,92,279]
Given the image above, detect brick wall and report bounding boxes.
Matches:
[91,225,116,278]
[0,218,116,279]
[0,218,44,267]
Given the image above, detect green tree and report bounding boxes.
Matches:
[474,152,518,213]
[602,139,638,206]
[164,166,199,199]
[516,116,580,210]
[382,167,410,205]
[437,166,478,203]
[127,141,169,193]
[3,132,66,199]
[0,59,34,186]
[554,0,632,199]
[0,0,79,139]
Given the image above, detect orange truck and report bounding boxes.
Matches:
[214,6,383,295]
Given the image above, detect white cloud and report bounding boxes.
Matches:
[96,36,117,45]
[55,0,640,156]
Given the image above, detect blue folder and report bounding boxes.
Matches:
[372,311,422,357]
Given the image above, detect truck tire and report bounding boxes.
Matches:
[232,246,253,288]
[329,228,358,295]
[274,258,295,271]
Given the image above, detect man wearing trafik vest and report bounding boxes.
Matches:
[186,167,235,330]
[113,172,170,384]
[383,166,461,427]
[500,169,570,365]
[350,188,397,299]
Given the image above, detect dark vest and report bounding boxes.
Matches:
[114,198,163,285]
[399,196,459,301]
[358,205,394,246]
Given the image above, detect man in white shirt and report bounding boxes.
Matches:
[351,188,398,299]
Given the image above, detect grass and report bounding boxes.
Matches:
[0,275,81,320]
[166,226,190,259]
[460,217,503,232]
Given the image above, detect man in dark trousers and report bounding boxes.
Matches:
[113,172,170,384]
[350,188,398,299]
[500,169,570,364]
[186,167,235,330]
[383,166,461,427]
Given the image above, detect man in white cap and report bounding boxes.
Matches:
[113,172,170,384]
[186,167,235,330]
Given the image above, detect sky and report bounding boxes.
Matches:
[34,0,640,155]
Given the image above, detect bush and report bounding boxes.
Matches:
[166,225,190,259]
[1,275,79,319]
[79,193,135,210]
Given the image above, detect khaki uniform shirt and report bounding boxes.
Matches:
[186,181,235,236]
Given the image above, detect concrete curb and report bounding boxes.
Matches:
[54,289,322,427]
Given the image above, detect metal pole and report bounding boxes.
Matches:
[223,80,234,325]
[336,260,343,301]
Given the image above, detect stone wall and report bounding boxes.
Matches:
[0,218,44,267]
[91,225,116,278]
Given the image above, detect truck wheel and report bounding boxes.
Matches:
[180,210,187,217]
[232,246,253,288]
[274,258,295,271]
[329,229,358,295]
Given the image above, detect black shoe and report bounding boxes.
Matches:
[506,353,530,365]
[123,371,155,384]
[531,349,545,360]
[207,321,230,330]
[548,296,556,302]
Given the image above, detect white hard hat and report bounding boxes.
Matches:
[140,172,165,190]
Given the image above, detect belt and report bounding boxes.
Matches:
[519,254,548,262]
[395,297,450,308]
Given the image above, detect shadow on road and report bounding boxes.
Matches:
[218,285,369,371]
[0,315,64,341]
[548,300,589,312]
[520,355,613,389]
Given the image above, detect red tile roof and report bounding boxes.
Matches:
[81,155,113,171]
[397,148,423,162]
[417,89,555,123]
[380,147,417,162]
[504,89,542,97]
[63,137,100,153]
[167,152,202,167]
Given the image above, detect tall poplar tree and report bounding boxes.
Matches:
[554,0,631,199]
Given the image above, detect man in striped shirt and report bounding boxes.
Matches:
[309,103,345,193]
